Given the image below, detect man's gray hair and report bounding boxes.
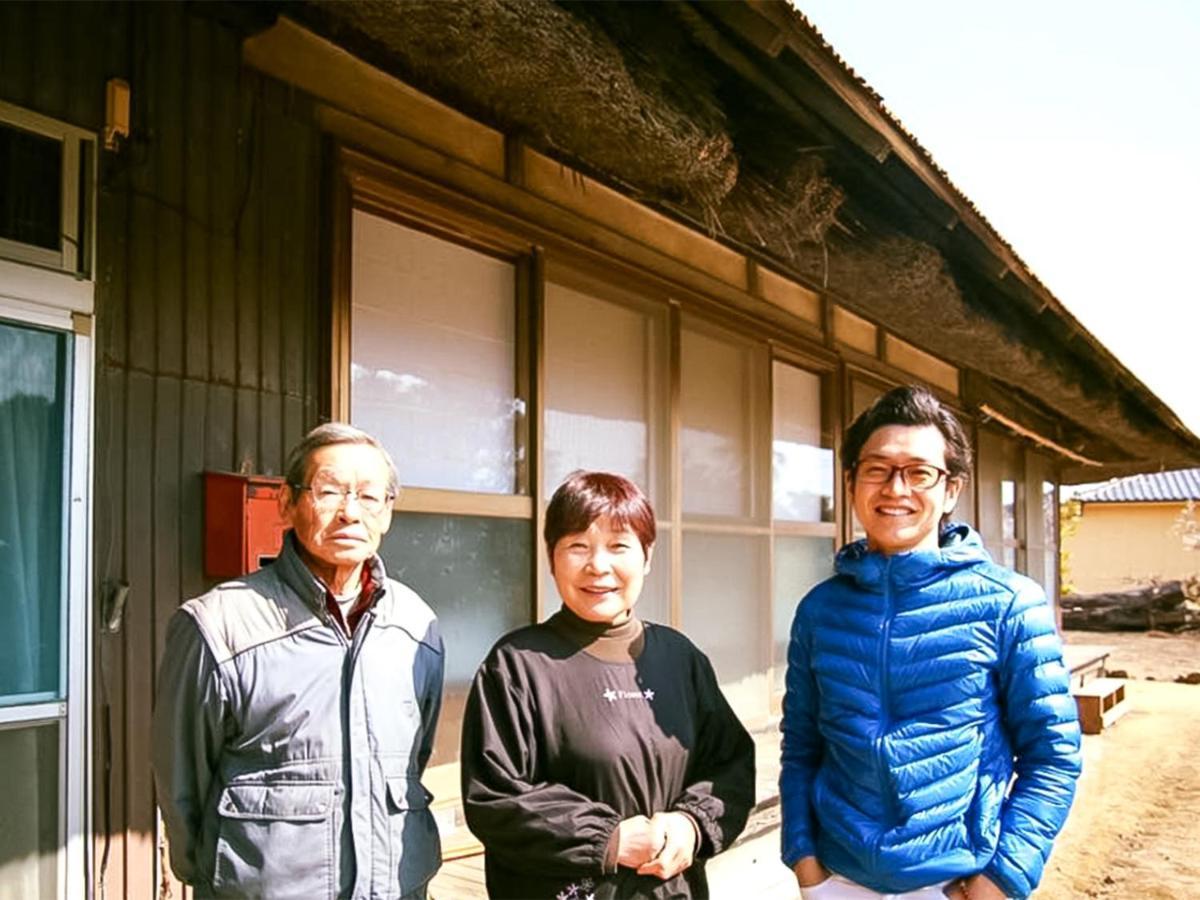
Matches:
[283,422,400,502]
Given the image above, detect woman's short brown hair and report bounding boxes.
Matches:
[544,471,656,558]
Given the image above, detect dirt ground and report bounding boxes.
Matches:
[1037,630,1200,898]
[1063,628,1200,682]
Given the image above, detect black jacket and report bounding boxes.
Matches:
[461,618,755,899]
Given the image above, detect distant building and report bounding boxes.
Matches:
[1065,469,1200,593]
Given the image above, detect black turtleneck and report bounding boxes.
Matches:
[461,610,756,899]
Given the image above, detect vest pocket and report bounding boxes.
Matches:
[213,781,336,898]
[384,774,440,896]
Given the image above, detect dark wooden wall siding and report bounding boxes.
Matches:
[1,3,322,896]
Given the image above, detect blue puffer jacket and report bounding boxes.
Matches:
[779,524,1081,898]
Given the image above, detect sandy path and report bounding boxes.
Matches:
[1037,679,1200,898]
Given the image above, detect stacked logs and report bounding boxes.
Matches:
[1063,578,1200,633]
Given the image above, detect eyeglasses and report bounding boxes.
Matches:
[853,462,949,491]
[291,482,396,516]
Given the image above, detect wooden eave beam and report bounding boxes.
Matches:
[961,370,1128,465]
[979,404,1102,467]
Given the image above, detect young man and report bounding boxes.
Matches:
[780,386,1081,900]
[153,423,444,899]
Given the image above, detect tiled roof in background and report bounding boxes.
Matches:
[1075,468,1200,503]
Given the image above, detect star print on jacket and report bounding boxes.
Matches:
[602,686,656,703]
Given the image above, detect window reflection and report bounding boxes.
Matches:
[772,363,833,523]
[378,512,531,765]
[351,210,519,494]
[0,321,67,706]
[681,326,763,518]
[543,280,664,502]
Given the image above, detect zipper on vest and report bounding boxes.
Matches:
[348,608,376,667]
[873,557,897,840]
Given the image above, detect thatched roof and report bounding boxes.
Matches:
[290,0,1200,477]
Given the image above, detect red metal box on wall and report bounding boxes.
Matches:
[204,472,288,578]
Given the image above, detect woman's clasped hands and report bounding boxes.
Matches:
[616,812,699,880]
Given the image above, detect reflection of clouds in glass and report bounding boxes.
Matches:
[375,369,428,393]
[353,382,519,494]
[682,427,745,515]
[0,326,58,403]
[351,364,430,395]
[773,440,834,521]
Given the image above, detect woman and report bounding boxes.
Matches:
[780,386,1081,900]
[461,471,755,899]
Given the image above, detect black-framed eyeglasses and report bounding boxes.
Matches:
[290,482,396,516]
[852,462,949,491]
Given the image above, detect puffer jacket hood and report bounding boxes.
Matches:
[835,522,986,590]
[779,523,1081,899]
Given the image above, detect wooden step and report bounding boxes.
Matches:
[1072,677,1130,735]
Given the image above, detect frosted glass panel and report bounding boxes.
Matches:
[681,327,762,518]
[0,724,59,900]
[772,363,833,522]
[1041,481,1058,604]
[543,530,671,627]
[379,512,531,765]
[1001,480,1017,541]
[682,532,767,683]
[543,281,664,503]
[351,210,518,494]
[0,320,68,706]
[772,537,835,692]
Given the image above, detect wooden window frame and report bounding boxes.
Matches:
[331,147,538,514]
[329,143,856,726]
[767,357,838,709]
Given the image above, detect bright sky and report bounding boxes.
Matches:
[797,1,1200,437]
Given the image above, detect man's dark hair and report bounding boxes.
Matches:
[841,385,973,481]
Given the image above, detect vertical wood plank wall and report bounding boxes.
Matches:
[0,3,322,896]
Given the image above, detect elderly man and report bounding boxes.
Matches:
[153,423,444,899]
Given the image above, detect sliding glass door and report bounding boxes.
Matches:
[0,311,89,899]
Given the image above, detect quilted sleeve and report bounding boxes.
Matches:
[983,582,1082,898]
[779,596,823,869]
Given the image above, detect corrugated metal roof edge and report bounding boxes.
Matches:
[1074,467,1200,503]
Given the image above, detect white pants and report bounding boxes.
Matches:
[799,872,951,900]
